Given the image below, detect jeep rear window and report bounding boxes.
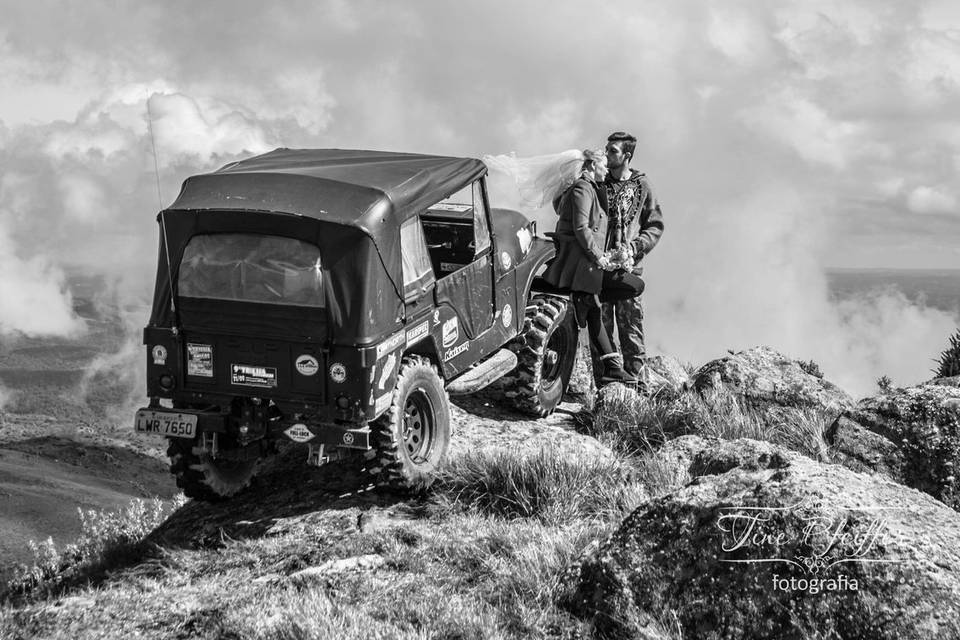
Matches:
[178,234,324,308]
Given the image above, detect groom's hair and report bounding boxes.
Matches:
[607,131,637,160]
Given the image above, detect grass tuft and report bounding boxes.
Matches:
[436,446,647,525]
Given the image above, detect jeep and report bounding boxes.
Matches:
[135,148,579,500]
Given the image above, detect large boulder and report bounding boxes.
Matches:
[561,439,960,639]
[826,383,960,510]
[690,346,854,421]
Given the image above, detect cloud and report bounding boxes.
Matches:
[907,184,957,214]
[0,0,958,396]
[0,216,84,337]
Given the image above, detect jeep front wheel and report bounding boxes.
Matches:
[368,355,450,490]
[167,438,260,501]
[503,294,579,417]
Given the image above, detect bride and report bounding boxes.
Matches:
[484,149,643,385]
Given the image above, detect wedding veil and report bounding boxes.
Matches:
[482,149,585,211]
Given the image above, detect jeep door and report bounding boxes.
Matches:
[421,179,496,370]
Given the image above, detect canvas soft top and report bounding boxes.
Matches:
[149,149,487,343]
[167,148,488,236]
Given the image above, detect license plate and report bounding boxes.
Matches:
[134,409,197,439]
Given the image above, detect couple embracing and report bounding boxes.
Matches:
[542,131,664,386]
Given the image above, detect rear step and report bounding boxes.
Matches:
[446,348,518,396]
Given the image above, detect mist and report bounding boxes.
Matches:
[1,0,959,401]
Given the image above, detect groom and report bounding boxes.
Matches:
[592,131,665,387]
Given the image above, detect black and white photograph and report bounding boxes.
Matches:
[2,2,960,638]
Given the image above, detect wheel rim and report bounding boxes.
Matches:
[401,388,435,464]
[542,322,569,384]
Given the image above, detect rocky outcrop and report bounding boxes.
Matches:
[561,438,960,639]
[645,355,689,395]
[826,383,960,510]
[690,346,854,421]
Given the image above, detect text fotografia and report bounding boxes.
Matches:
[772,574,859,593]
[715,499,902,575]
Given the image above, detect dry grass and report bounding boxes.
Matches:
[587,383,833,463]
[0,446,656,640]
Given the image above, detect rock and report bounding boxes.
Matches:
[645,355,689,395]
[690,346,854,420]
[826,383,960,510]
[289,554,385,582]
[561,439,960,639]
[655,435,789,486]
[931,375,960,389]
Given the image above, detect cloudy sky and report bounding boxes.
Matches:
[1,0,959,396]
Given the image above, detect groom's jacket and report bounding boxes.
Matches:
[600,170,664,268]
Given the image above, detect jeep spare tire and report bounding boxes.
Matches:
[368,355,451,490]
[503,294,579,417]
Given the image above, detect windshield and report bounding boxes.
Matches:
[178,233,324,307]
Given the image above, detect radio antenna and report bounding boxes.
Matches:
[146,94,179,327]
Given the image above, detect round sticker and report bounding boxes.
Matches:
[500,251,513,270]
[295,354,319,376]
[329,362,347,383]
[502,303,513,328]
[151,345,167,365]
[342,432,355,445]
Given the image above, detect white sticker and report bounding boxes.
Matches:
[433,310,441,325]
[187,343,214,377]
[295,354,319,376]
[430,203,472,212]
[329,362,347,383]
[444,341,470,361]
[376,331,405,359]
[231,364,277,388]
[500,251,512,270]
[284,424,315,443]
[442,317,459,348]
[151,345,167,366]
[502,303,513,328]
[378,352,397,390]
[342,432,355,446]
[406,321,429,346]
[374,392,393,416]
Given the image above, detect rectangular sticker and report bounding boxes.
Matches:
[430,203,472,212]
[231,364,278,388]
[187,343,214,377]
[406,321,429,346]
[376,331,405,359]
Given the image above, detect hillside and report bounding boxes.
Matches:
[4,307,960,638]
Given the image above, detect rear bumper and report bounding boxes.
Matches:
[134,405,370,449]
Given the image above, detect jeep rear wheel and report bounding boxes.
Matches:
[503,294,579,417]
[167,438,260,501]
[368,355,450,490]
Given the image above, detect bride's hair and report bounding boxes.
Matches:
[581,148,606,173]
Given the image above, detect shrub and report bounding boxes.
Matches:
[934,328,960,378]
[798,359,824,379]
[5,495,186,598]
[877,375,893,392]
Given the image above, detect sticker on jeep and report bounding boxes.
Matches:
[502,303,513,328]
[231,364,277,388]
[444,341,469,361]
[378,352,397,390]
[442,317,459,348]
[187,343,213,377]
[284,424,315,443]
[151,345,167,366]
[406,321,429,346]
[376,331,405,359]
[295,354,319,376]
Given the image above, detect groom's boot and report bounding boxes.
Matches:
[599,353,637,385]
